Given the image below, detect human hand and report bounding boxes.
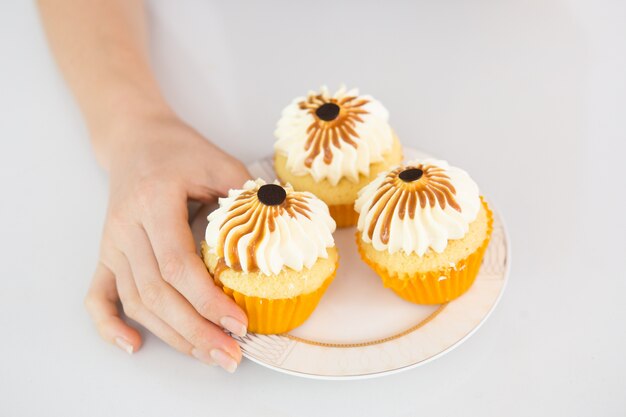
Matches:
[84,113,250,373]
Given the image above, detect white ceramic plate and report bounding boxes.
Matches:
[191,148,510,380]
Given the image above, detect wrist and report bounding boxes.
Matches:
[89,90,176,170]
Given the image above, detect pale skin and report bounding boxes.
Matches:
[37,0,249,373]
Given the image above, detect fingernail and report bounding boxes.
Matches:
[220,316,247,337]
[210,349,238,373]
[115,337,134,355]
[191,348,216,366]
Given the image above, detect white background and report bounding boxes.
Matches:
[1,1,625,415]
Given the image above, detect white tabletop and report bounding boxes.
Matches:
[1,1,624,416]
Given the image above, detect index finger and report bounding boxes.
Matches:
[142,188,248,337]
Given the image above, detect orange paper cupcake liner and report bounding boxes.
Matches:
[214,265,337,335]
[328,203,359,228]
[357,200,494,305]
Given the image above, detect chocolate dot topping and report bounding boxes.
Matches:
[257,184,287,206]
[399,168,424,182]
[315,102,340,121]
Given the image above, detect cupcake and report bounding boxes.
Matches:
[274,86,402,227]
[201,179,338,334]
[355,160,493,304]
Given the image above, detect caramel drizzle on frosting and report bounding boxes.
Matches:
[216,187,312,272]
[299,93,369,167]
[366,164,461,244]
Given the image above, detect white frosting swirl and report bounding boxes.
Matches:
[355,159,481,256]
[274,85,394,185]
[205,179,336,275]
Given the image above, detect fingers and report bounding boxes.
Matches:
[207,154,252,196]
[119,225,242,369]
[112,254,196,357]
[219,161,252,193]
[192,164,252,202]
[84,263,142,354]
[142,193,248,337]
